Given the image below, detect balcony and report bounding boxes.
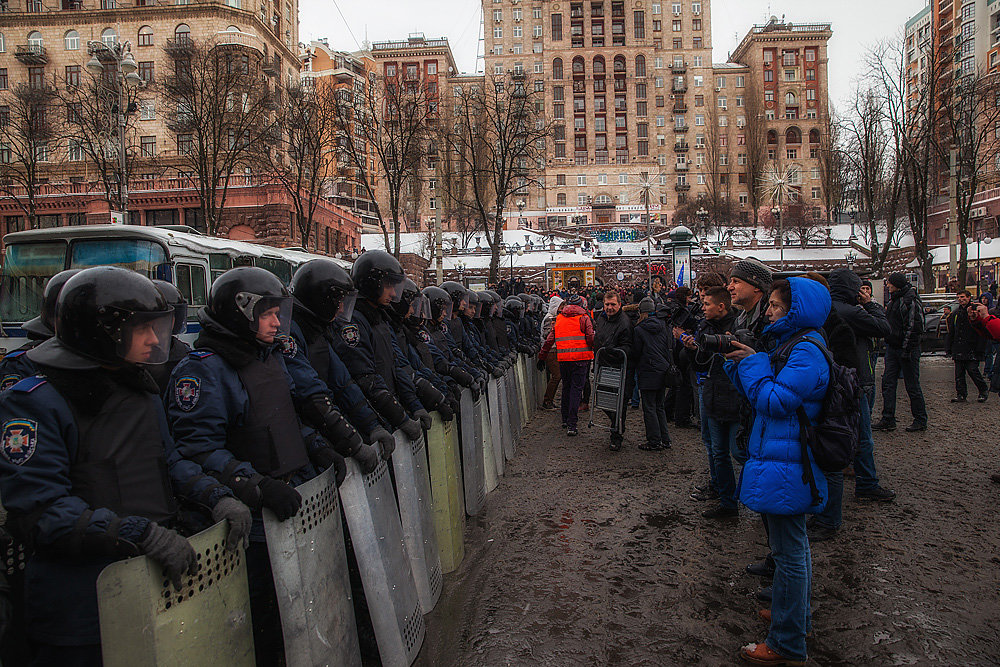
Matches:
[165,37,195,56]
[674,124,689,132]
[671,81,688,93]
[212,30,264,57]
[674,142,689,151]
[675,183,691,192]
[595,151,609,164]
[672,104,688,113]
[675,162,689,171]
[262,53,280,77]
[15,45,47,65]
[670,62,687,73]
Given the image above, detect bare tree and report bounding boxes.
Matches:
[258,81,339,251]
[817,111,846,225]
[159,38,272,235]
[0,82,60,228]
[742,73,768,227]
[703,102,735,232]
[435,115,487,247]
[441,72,551,281]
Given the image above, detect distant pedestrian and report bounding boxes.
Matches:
[632,297,674,450]
[873,273,927,432]
[947,290,989,403]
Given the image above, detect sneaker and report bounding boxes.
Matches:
[702,504,739,520]
[871,419,896,431]
[746,558,775,579]
[950,396,967,403]
[690,486,720,502]
[561,422,569,429]
[807,523,839,542]
[609,434,623,451]
[662,438,673,449]
[978,392,989,403]
[856,485,896,502]
[756,585,772,602]
[904,421,927,432]
[566,428,578,437]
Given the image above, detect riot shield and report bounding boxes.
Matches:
[504,367,522,446]
[536,359,546,407]
[478,394,499,492]
[263,466,361,667]
[97,522,255,667]
[496,374,515,460]
[391,429,443,614]
[515,355,529,427]
[520,354,535,421]
[485,378,505,476]
[425,412,465,573]
[459,387,486,516]
[339,458,425,666]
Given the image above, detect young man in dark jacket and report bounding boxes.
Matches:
[593,290,634,450]
[687,287,740,519]
[947,290,989,403]
[874,273,928,432]
[633,298,674,450]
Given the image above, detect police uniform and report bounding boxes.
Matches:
[0,347,40,392]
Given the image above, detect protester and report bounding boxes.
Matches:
[632,297,674,450]
[539,296,564,409]
[946,290,989,403]
[873,273,927,432]
[539,294,594,436]
[724,277,831,666]
[592,290,635,451]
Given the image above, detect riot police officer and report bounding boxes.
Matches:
[0,269,81,391]
[504,297,534,354]
[440,282,502,378]
[0,266,250,665]
[166,266,377,663]
[422,286,482,400]
[391,280,456,421]
[147,280,192,393]
[330,251,425,440]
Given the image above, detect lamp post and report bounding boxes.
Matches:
[771,203,783,270]
[86,39,143,224]
[845,249,857,272]
[966,231,993,296]
[501,243,523,281]
[517,199,526,228]
[697,206,708,234]
[456,260,467,286]
[846,203,858,240]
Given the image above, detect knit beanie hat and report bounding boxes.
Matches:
[566,294,583,307]
[887,273,907,290]
[730,259,773,293]
[639,297,655,313]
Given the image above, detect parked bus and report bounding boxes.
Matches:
[0,225,349,352]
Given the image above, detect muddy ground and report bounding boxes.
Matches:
[418,356,1000,665]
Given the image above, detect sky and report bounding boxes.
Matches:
[298,0,927,112]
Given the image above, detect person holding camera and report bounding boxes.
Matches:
[633,297,674,450]
[724,277,831,667]
[685,287,741,519]
[947,290,989,403]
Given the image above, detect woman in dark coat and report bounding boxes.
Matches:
[632,297,674,450]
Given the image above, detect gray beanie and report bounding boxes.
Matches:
[639,297,655,313]
[730,259,773,292]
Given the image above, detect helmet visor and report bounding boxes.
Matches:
[237,293,293,340]
[436,298,453,321]
[171,303,189,336]
[472,300,484,318]
[335,290,358,324]
[384,275,406,303]
[410,295,432,320]
[120,311,176,366]
[491,301,501,317]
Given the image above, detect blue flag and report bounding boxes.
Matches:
[677,263,685,286]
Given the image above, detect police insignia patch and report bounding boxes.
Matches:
[341,324,360,348]
[277,334,298,357]
[175,376,201,412]
[419,331,430,343]
[2,419,37,466]
[0,375,19,392]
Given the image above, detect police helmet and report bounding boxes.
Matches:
[422,286,453,321]
[504,296,525,321]
[466,290,483,318]
[351,250,405,303]
[482,291,502,318]
[28,266,175,369]
[290,259,357,323]
[517,293,533,313]
[153,280,189,336]
[439,281,469,311]
[22,269,82,340]
[204,266,292,342]
[392,278,422,318]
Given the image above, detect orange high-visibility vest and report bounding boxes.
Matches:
[554,314,594,361]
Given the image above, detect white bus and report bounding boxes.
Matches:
[0,225,348,352]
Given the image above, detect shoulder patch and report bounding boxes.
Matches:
[10,376,47,394]
[189,350,215,360]
[0,375,22,392]
[419,330,430,343]
[174,376,201,412]
[277,334,298,357]
[340,324,360,348]
[3,350,26,359]
[2,419,38,466]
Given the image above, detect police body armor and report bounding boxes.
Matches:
[359,303,400,395]
[227,353,310,477]
[298,315,335,386]
[69,384,177,524]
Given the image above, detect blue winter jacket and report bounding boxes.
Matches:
[725,277,831,516]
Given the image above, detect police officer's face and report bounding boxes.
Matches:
[256,306,282,343]
[124,321,161,364]
[378,284,394,306]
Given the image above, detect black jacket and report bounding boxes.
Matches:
[593,309,634,367]
[828,268,890,388]
[885,283,923,351]
[947,304,987,361]
[692,312,740,421]
[822,308,859,371]
[632,314,674,391]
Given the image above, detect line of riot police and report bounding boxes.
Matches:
[0,249,544,666]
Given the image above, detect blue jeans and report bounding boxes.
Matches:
[698,387,718,490]
[765,513,812,662]
[818,388,879,529]
[630,380,641,407]
[706,417,739,508]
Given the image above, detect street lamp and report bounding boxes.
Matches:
[771,204,783,270]
[845,249,857,271]
[846,203,858,240]
[697,206,708,232]
[966,232,993,295]
[456,260,467,286]
[86,40,144,223]
[501,243,523,281]
[517,199,526,227]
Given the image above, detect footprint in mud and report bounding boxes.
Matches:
[635,510,693,532]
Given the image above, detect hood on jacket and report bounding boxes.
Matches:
[546,296,564,317]
[763,276,831,343]
[827,267,861,305]
[561,304,588,318]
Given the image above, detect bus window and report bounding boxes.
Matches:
[209,253,232,283]
[0,242,67,324]
[70,239,167,277]
[255,256,292,284]
[175,264,208,318]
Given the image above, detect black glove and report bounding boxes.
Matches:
[450,366,474,387]
[312,447,347,485]
[211,496,252,551]
[400,417,422,441]
[413,408,433,432]
[140,522,199,590]
[353,442,382,474]
[437,400,455,422]
[297,394,363,457]
[414,377,446,412]
[366,427,395,454]
[491,366,504,378]
[470,382,481,401]
[259,477,302,521]
[536,359,546,371]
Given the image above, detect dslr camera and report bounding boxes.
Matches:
[697,328,756,354]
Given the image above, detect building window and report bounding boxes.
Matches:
[177,134,193,155]
[806,89,816,101]
[494,27,503,38]
[784,69,796,81]
[65,30,80,50]
[553,58,563,79]
[552,13,563,40]
[429,197,436,210]
[634,11,645,38]
[513,26,522,37]
[577,175,587,185]
[138,61,155,83]
[672,20,681,31]
[28,67,44,89]
[140,136,156,157]
[35,143,48,162]
[764,70,773,82]
[65,65,80,88]
[140,100,155,120]
[692,18,701,30]
[68,138,83,161]
[138,26,154,47]
[806,69,815,81]
[557,193,567,205]
[102,27,118,46]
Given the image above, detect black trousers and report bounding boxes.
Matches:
[954,358,988,398]
[880,346,927,425]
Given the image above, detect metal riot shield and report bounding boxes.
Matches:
[263,466,361,667]
[496,374,515,461]
[522,354,536,420]
[391,429,443,614]
[97,521,255,667]
[505,367,522,445]
[515,355,530,427]
[588,347,628,435]
[459,387,486,516]
[425,412,465,573]
[478,394,499,492]
[536,358,546,407]
[485,378,505,475]
[339,458,425,666]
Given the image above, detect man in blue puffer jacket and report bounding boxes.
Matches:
[724,276,830,667]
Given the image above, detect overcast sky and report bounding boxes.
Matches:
[299,0,927,111]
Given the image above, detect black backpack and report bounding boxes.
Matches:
[775,329,862,504]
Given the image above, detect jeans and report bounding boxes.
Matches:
[984,341,998,377]
[880,346,927,425]
[699,387,718,490]
[559,360,589,429]
[818,388,878,529]
[954,358,988,398]
[640,387,670,446]
[764,513,812,662]
[706,417,739,508]
[630,380,641,407]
